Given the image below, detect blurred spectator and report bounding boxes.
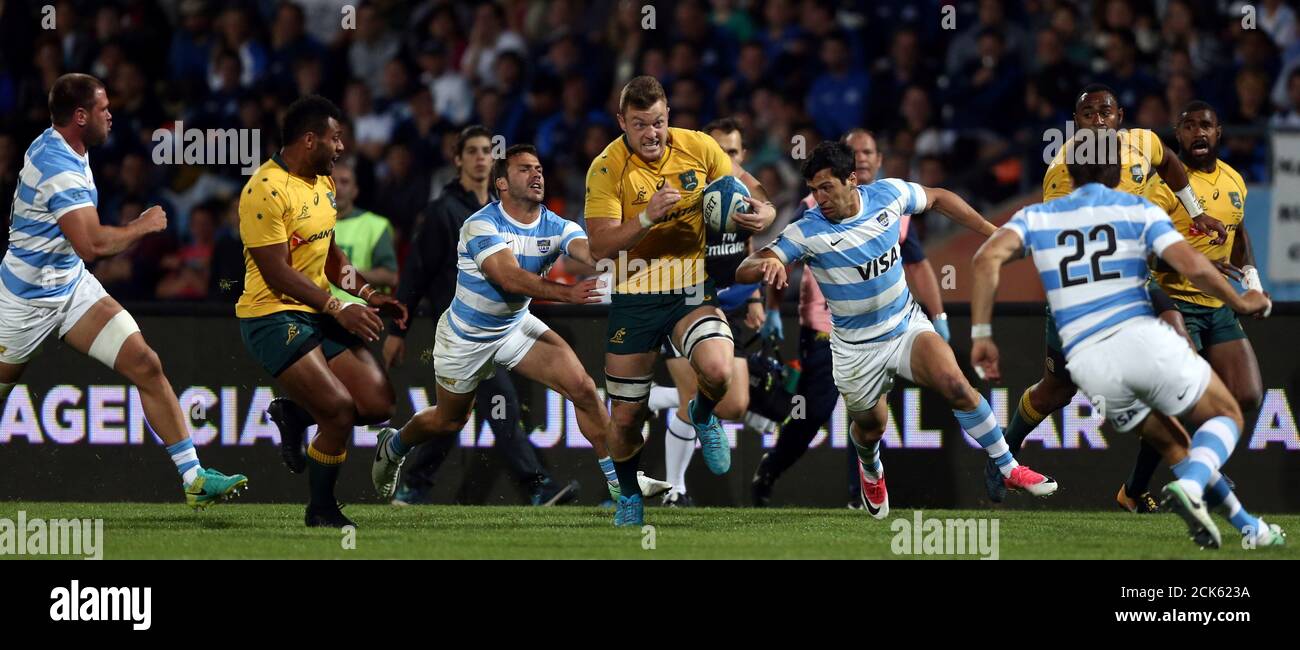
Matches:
[1166,73,1197,122]
[329,160,398,303]
[269,2,326,86]
[1258,0,1298,52]
[349,3,400,96]
[1097,29,1161,111]
[537,75,611,169]
[1031,27,1083,114]
[94,197,176,301]
[1136,93,1171,131]
[807,33,869,139]
[392,87,448,171]
[157,199,220,300]
[1271,68,1300,127]
[344,80,394,162]
[373,141,429,240]
[870,28,936,131]
[208,198,244,302]
[215,6,268,88]
[1161,0,1222,77]
[1228,67,1275,126]
[461,2,526,85]
[416,42,473,126]
[947,0,1028,75]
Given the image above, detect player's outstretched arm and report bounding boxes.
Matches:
[735,248,787,289]
[1154,154,1227,244]
[969,228,1026,381]
[1160,240,1270,317]
[479,248,602,305]
[59,205,166,261]
[922,187,997,237]
[558,237,602,276]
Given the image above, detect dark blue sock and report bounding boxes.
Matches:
[614,449,642,498]
[691,393,719,424]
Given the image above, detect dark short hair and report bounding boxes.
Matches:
[703,117,743,144]
[619,75,667,114]
[49,73,104,126]
[801,141,855,182]
[456,125,493,156]
[492,143,540,185]
[1065,130,1122,188]
[281,95,343,144]
[1076,83,1119,109]
[1177,100,1218,126]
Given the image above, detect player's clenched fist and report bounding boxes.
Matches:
[645,186,682,222]
[134,205,167,233]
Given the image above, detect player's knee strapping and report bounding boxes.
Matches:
[605,372,654,403]
[88,310,141,369]
[681,314,733,361]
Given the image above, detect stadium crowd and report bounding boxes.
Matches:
[1,0,1298,303]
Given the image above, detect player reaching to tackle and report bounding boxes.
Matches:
[0,73,247,508]
[584,77,777,526]
[991,84,1230,512]
[237,96,408,528]
[971,131,1283,548]
[368,145,623,501]
[736,142,1058,519]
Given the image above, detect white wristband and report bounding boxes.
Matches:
[1175,184,1203,219]
[638,211,654,229]
[1242,265,1263,292]
[971,323,993,338]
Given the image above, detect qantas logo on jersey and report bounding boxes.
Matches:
[289,227,334,249]
[856,245,900,282]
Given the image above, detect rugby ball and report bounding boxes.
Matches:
[701,176,751,234]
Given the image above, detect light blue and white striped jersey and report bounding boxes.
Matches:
[1003,182,1183,358]
[765,179,927,343]
[3,128,96,304]
[450,201,586,341]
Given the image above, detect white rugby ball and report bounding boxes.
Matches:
[701,175,751,234]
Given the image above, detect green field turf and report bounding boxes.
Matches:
[0,502,1294,559]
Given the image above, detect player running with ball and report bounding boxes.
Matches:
[584,77,776,526]
[971,131,1283,548]
[0,73,247,508]
[737,142,1058,519]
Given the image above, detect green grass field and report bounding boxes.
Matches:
[0,502,1294,559]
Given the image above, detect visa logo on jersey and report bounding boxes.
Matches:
[856,245,900,281]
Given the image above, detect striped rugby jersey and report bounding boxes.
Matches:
[4,128,96,304]
[450,201,586,341]
[765,179,926,344]
[1002,182,1183,358]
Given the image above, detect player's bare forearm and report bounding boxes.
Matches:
[1232,224,1256,269]
[586,217,648,261]
[736,249,785,287]
[479,249,572,302]
[324,240,365,297]
[360,267,399,289]
[1162,241,1245,310]
[59,206,154,260]
[926,187,996,237]
[1155,153,1190,192]
[737,166,769,202]
[971,229,1024,325]
[905,259,945,317]
[248,244,336,311]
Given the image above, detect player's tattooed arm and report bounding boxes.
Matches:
[920,187,997,237]
[479,248,602,305]
[58,205,166,261]
[969,228,1027,381]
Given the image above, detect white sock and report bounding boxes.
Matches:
[665,412,696,495]
[649,385,679,412]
